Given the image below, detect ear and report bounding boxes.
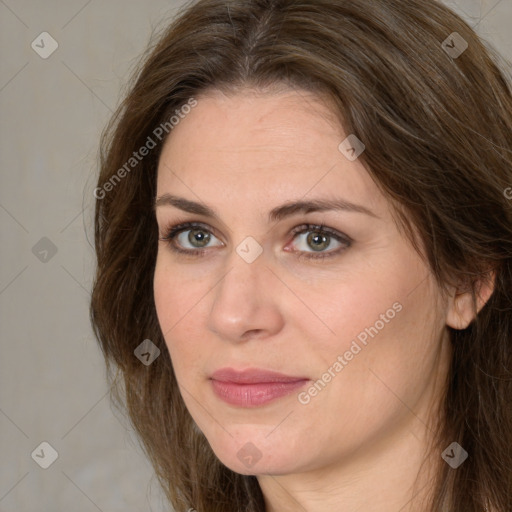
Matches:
[446,270,496,330]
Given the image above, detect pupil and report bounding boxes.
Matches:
[307,232,329,251]
[189,229,210,247]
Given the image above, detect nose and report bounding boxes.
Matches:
[207,248,285,344]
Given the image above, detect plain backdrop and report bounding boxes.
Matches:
[1,1,511,511]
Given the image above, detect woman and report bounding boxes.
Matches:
[89,0,512,510]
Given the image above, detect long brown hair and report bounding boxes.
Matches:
[89,0,512,510]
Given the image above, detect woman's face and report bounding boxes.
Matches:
[153,87,452,476]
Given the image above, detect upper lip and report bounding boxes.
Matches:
[210,367,308,384]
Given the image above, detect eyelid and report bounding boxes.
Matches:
[289,223,352,243]
[159,221,223,241]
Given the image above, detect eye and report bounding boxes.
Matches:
[158,221,223,256]
[287,224,352,260]
[158,221,352,260]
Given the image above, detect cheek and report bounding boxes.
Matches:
[310,277,445,416]
[296,240,426,362]
[301,271,410,363]
[299,259,445,404]
[153,259,176,334]
[153,252,206,327]
[153,254,228,396]
[153,258,202,366]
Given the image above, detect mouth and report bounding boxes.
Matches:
[209,367,310,407]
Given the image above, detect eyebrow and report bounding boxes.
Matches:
[154,193,378,221]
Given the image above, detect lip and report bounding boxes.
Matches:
[210,368,309,407]
[211,367,308,384]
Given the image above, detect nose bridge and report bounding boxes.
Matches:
[207,244,283,341]
[213,246,265,314]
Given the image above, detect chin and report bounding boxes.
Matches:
[207,432,303,476]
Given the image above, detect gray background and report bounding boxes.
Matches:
[0,1,511,511]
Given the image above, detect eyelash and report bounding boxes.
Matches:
[158,221,352,261]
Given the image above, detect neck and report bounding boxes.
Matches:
[258,413,441,512]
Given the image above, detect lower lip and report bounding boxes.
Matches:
[210,379,309,407]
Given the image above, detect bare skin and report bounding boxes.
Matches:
[153,87,493,511]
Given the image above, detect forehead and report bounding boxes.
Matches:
[161,87,342,157]
[156,88,386,217]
